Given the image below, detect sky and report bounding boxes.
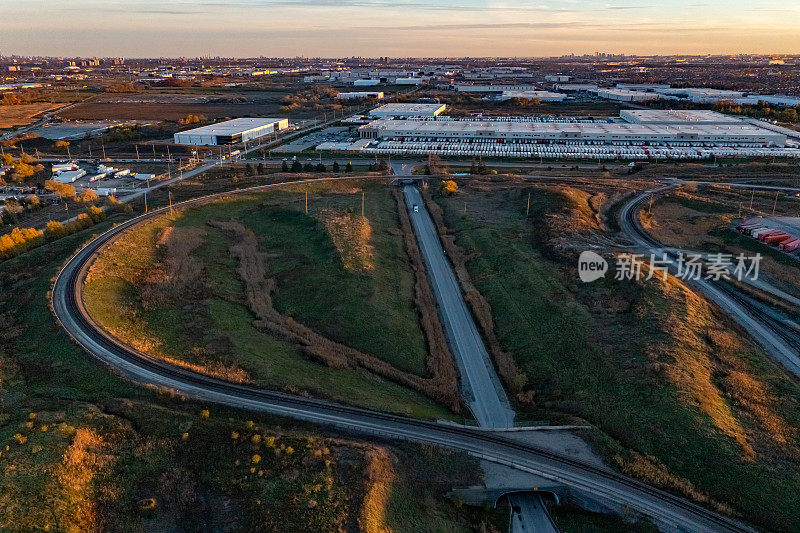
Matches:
[2,0,800,57]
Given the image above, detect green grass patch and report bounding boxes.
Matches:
[436,185,800,532]
[83,184,450,419]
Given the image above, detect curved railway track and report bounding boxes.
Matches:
[52,178,755,532]
[620,187,800,377]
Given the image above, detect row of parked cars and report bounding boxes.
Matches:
[737,220,800,253]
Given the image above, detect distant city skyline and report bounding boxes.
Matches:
[2,0,799,57]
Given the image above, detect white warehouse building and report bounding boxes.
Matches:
[359,112,787,148]
[173,118,289,146]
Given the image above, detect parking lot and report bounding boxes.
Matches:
[273,126,355,153]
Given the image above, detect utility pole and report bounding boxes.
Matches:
[88,143,92,158]
[144,178,150,213]
[361,191,364,217]
[169,191,174,217]
[772,192,779,215]
[526,192,531,216]
[152,144,156,159]
[135,145,139,160]
[305,191,308,214]
[749,189,754,210]
[66,144,71,160]
[102,143,106,160]
[648,196,654,215]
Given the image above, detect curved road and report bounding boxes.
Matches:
[51,179,755,533]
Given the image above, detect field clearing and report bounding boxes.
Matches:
[83,183,454,419]
[57,102,284,121]
[434,178,800,531]
[0,102,66,128]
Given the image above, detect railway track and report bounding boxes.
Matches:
[51,179,756,532]
[620,187,800,377]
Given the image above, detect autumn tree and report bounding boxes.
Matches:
[440,179,458,196]
[44,180,76,200]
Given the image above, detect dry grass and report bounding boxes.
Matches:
[359,447,396,533]
[0,103,65,128]
[614,451,733,516]
[654,274,754,459]
[54,427,116,533]
[85,221,251,383]
[321,209,375,272]
[640,264,799,468]
[139,227,207,310]
[208,219,463,411]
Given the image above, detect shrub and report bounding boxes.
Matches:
[86,205,106,223]
[45,220,67,240]
[78,189,99,203]
[440,180,458,196]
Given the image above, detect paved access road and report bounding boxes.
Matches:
[50,178,756,533]
[403,184,515,429]
[510,493,559,533]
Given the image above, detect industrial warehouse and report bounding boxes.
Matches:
[315,109,800,160]
[173,117,289,145]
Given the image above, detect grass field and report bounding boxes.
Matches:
[0,102,65,129]
[55,88,337,121]
[435,180,800,532]
[0,195,499,532]
[83,182,452,419]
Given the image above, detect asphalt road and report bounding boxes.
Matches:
[48,178,759,532]
[510,493,559,533]
[402,184,515,429]
[393,162,550,529]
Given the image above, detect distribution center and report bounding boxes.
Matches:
[173,118,289,146]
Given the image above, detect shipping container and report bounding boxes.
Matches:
[751,228,774,238]
[745,226,768,236]
[756,229,782,240]
[764,233,791,244]
[780,238,800,251]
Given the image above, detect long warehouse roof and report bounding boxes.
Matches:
[621,110,743,124]
[362,119,780,137]
[176,118,285,136]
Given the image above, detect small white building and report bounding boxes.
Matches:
[594,88,659,102]
[545,75,571,83]
[497,91,567,102]
[337,92,384,100]
[369,103,447,118]
[555,84,598,92]
[353,79,381,86]
[173,118,289,146]
[52,169,86,183]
